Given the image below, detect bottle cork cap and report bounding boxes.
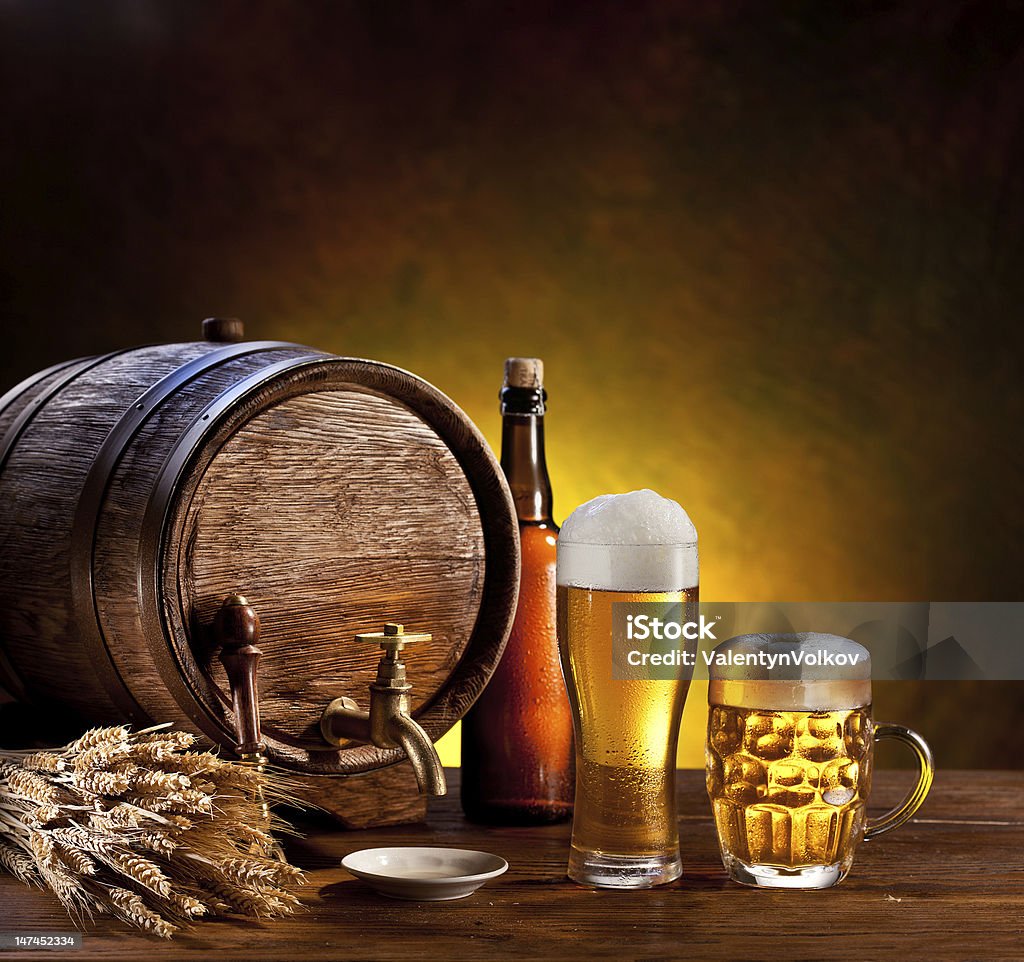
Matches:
[504,357,544,389]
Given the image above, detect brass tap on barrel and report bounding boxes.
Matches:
[320,623,447,796]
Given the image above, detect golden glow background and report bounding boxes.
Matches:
[2,2,1022,767]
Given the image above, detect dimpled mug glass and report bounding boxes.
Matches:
[705,633,934,889]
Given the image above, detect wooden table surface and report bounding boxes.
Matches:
[1,769,1021,961]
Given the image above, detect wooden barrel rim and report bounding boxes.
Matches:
[135,353,325,741]
[143,355,519,775]
[67,342,301,725]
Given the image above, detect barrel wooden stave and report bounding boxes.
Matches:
[0,357,91,440]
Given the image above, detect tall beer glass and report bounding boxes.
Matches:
[556,490,698,888]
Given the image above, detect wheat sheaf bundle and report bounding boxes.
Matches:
[0,725,305,937]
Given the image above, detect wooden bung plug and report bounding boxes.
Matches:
[202,317,245,343]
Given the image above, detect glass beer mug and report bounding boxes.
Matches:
[705,633,934,889]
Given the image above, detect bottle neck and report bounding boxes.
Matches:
[500,390,554,524]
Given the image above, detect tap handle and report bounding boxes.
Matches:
[355,622,432,658]
[215,594,265,756]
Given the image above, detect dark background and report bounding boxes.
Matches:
[1,0,1022,767]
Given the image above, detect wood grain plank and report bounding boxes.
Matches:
[0,770,1019,961]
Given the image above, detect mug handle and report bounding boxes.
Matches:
[864,723,935,841]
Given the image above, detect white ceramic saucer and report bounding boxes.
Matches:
[341,847,508,901]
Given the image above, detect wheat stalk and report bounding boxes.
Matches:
[0,726,305,938]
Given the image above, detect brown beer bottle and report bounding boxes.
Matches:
[461,358,574,824]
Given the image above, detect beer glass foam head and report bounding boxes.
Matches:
[707,632,872,711]
[557,489,697,591]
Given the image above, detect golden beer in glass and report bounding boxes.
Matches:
[557,490,698,888]
[705,634,934,889]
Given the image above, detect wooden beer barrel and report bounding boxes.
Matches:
[0,321,519,781]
